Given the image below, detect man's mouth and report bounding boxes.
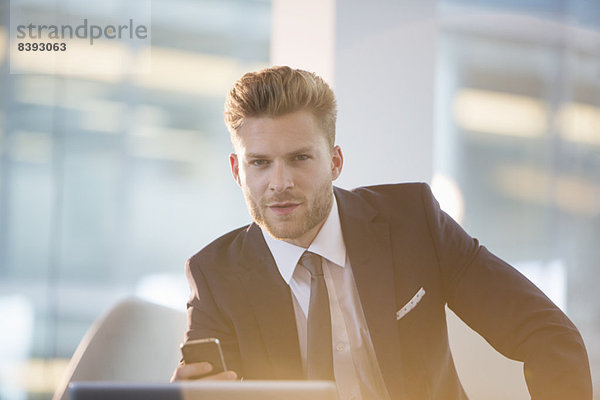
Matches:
[268,202,301,216]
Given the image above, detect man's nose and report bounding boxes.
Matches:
[268,162,293,192]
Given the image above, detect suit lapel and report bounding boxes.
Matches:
[334,187,407,399]
[237,224,304,379]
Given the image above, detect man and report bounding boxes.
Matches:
[172,66,592,399]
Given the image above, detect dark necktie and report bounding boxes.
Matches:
[300,251,334,380]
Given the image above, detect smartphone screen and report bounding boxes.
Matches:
[180,338,227,374]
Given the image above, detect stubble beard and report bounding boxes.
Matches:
[243,180,334,241]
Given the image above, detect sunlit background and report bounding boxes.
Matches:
[0,0,599,399]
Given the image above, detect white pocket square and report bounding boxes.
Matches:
[396,287,426,320]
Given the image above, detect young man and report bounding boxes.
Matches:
[172,66,592,399]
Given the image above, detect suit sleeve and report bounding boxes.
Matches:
[419,183,593,399]
[183,257,243,375]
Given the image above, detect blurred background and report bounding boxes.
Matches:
[0,0,598,398]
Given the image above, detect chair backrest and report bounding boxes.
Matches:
[446,307,530,399]
[53,297,186,400]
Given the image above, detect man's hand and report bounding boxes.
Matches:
[170,362,238,382]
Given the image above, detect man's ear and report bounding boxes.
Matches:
[331,145,344,181]
[229,153,241,186]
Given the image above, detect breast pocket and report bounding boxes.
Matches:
[396,287,426,321]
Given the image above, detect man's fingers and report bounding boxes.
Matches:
[170,363,238,382]
[204,370,238,381]
[171,362,213,381]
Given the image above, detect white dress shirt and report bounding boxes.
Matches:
[261,197,391,400]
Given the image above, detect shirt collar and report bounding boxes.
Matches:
[261,195,347,284]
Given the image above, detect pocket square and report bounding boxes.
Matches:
[396,287,426,320]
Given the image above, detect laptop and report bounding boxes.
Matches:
[69,380,339,400]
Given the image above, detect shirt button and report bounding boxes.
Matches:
[336,343,346,351]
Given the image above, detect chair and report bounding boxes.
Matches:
[52,297,186,400]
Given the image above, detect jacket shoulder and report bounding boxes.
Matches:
[187,224,252,272]
[350,182,430,200]
[341,182,434,216]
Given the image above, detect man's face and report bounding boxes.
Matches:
[229,109,343,248]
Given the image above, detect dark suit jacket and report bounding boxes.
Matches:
[184,183,592,399]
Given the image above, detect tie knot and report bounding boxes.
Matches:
[300,251,323,276]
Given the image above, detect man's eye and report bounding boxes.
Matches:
[250,159,269,166]
[294,154,309,161]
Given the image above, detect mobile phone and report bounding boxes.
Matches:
[180,337,227,374]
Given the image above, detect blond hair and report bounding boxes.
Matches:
[224,66,337,147]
